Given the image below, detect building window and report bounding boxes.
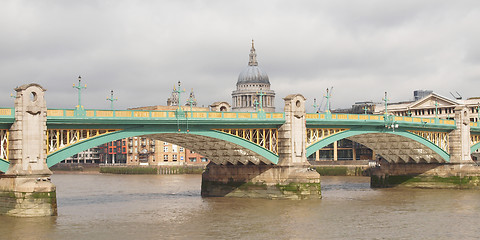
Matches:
[201,158,208,162]
[164,146,168,152]
[172,154,177,161]
[164,142,168,145]
[190,157,197,162]
[172,145,177,152]
[164,155,168,161]
[179,147,184,152]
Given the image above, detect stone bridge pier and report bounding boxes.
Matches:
[0,84,57,217]
[371,106,480,188]
[201,94,322,199]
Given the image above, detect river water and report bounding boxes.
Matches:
[1,174,480,240]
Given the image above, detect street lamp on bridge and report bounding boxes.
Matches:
[73,76,87,117]
[106,90,118,111]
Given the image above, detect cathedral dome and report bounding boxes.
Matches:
[236,41,270,85]
[237,65,270,85]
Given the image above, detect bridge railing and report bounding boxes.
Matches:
[306,113,456,126]
[470,122,480,132]
[0,108,14,118]
[46,109,285,121]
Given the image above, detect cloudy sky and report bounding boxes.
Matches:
[1,0,479,112]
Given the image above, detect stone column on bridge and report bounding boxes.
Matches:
[201,94,321,199]
[0,83,57,217]
[277,94,308,165]
[449,106,473,163]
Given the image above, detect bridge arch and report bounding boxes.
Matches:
[470,142,480,155]
[306,128,450,163]
[46,126,279,168]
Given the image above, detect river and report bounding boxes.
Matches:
[0,174,479,240]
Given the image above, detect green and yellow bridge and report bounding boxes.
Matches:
[1,103,478,173]
[2,83,480,216]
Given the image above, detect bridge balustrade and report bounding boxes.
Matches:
[306,113,455,126]
[45,109,286,120]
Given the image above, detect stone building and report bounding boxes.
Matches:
[374,92,480,122]
[231,41,275,112]
[209,102,231,112]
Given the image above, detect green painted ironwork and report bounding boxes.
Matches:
[0,105,471,172]
[256,89,266,118]
[470,141,480,154]
[73,76,87,117]
[106,90,117,110]
[45,126,279,168]
[174,81,185,116]
[305,127,451,162]
[312,98,319,113]
[383,91,389,117]
[0,158,8,173]
[306,112,456,131]
[186,93,196,112]
[324,88,332,114]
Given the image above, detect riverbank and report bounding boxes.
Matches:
[100,165,205,174]
[51,164,206,175]
[50,164,100,174]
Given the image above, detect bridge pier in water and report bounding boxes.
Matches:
[371,105,480,188]
[201,94,322,199]
[0,84,56,217]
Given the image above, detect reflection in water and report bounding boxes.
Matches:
[0,174,479,239]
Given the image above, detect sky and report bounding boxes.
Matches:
[1,0,479,112]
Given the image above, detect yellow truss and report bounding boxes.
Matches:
[216,128,278,154]
[47,129,119,154]
[0,129,8,161]
[306,128,348,147]
[408,130,449,153]
[471,134,480,148]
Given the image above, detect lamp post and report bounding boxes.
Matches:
[313,98,319,113]
[73,76,87,116]
[382,91,389,117]
[324,88,331,113]
[106,90,117,110]
[434,99,439,123]
[186,95,196,113]
[363,105,368,114]
[257,89,265,112]
[174,81,185,116]
[253,98,259,112]
[256,89,266,118]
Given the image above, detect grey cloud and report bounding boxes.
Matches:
[1,0,479,113]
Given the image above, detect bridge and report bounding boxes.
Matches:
[0,83,478,216]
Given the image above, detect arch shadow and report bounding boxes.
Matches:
[46,127,279,168]
[306,128,450,162]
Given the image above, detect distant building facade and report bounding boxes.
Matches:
[374,91,480,122]
[63,147,101,164]
[98,139,127,164]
